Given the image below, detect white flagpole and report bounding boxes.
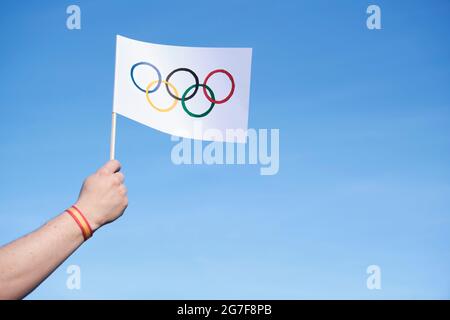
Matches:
[109,111,117,160]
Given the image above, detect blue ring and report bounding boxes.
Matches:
[130,62,162,93]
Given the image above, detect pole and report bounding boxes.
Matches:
[110,111,117,160]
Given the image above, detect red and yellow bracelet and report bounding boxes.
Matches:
[66,205,93,240]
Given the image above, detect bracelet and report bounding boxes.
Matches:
[66,205,93,240]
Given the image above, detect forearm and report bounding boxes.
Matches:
[0,160,127,300]
[0,212,84,299]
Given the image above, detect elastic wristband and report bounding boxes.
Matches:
[71,205,93,236]
[66,205,93,240]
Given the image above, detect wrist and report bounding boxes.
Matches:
[65,205,94,241]
[72,202,101,232]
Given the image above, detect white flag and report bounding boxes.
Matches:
[113,35,252,143]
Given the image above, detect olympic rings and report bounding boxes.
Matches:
[165,68,199,101]
[145,80,179,112]
[130,61,235,118]
[131,62,162,93]
[203,69,235,104]
[181,84,215,118]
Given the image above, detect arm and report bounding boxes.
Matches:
[0,160,128,300]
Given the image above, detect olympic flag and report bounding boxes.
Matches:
[112,35,252,143]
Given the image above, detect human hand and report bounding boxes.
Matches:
[74,160,128,231]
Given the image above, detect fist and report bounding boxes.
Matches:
[75,160,128,231]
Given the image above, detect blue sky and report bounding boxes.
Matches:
[0,0,449,299]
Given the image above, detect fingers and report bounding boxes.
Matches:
[99,160,121,175]
[119,184,128,195]
[119,185,128,207]
[114,172,125,184]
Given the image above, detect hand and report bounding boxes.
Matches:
[74,160,128,231]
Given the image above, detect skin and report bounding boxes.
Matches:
[0,160,128,300]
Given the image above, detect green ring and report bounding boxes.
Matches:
[181,84,215,118]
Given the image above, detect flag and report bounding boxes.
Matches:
[113,35,252,143]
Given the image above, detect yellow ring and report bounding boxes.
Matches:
[145,80,179,112]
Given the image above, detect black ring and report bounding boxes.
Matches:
[165,68,199,101]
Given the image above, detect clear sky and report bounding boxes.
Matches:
[0,0,449,299]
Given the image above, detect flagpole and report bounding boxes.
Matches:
[110,111,117,160]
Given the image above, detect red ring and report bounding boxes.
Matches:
[202,69,235,104]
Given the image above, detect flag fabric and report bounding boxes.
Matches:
[113,35,252,143]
